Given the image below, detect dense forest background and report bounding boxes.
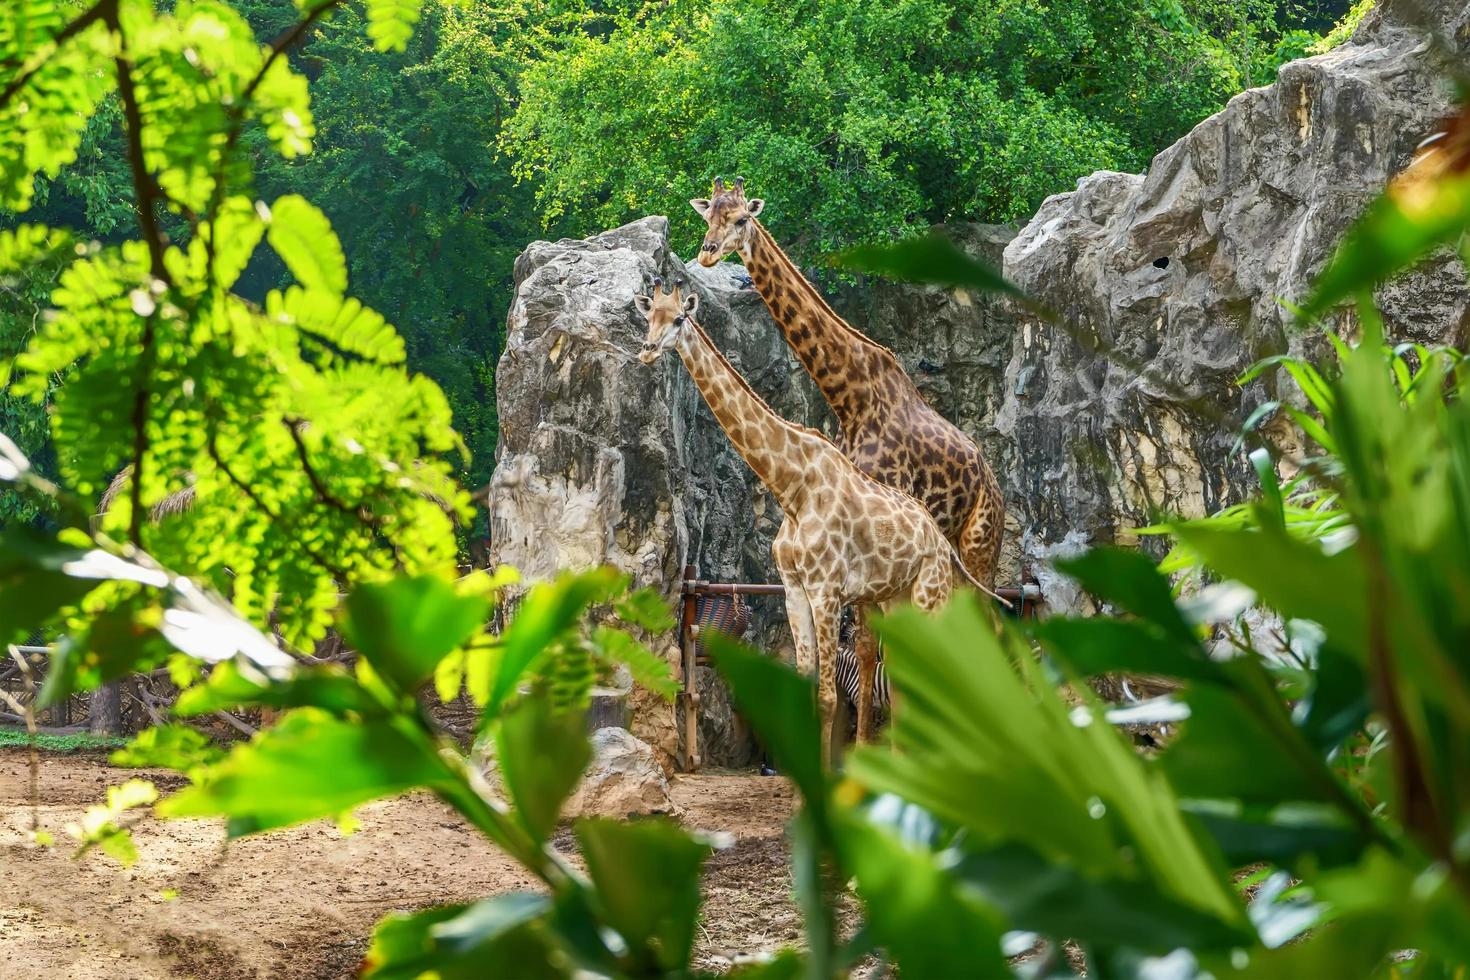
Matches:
[1,0,1363,527]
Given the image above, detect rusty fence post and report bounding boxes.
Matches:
[678,564,701,772]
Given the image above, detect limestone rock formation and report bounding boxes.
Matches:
[489,216,824,766]
[997,1,1470,591]
[564,727,681,819]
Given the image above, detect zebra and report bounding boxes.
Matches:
[835,612,891,728]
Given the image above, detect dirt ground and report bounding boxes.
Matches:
[0,749,802,979]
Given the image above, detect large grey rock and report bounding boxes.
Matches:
[565,727,681,819]
[995,0,1470,602]
[489,217,821,766]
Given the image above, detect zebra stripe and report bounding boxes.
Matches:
[835,643,890,714]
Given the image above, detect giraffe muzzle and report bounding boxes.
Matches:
[638,344,660,365]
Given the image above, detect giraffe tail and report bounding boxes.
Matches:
[949,546,1012,609]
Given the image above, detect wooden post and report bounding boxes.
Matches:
[678,564,701,772]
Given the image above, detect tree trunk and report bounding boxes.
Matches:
[89,681,122,736]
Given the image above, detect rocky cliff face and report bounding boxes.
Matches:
[491,0,1470,767]
[997,0,1470,601]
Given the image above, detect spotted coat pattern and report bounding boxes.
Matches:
[636,283,969,764]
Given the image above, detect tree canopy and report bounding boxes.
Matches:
[504,0,1338,260]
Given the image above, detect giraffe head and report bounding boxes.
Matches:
[690,176,764,267]
[634,277,700,365]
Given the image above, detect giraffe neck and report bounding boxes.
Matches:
[674,320,823,516]
[741,221,889,423]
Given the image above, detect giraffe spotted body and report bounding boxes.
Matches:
[635,281,984,763]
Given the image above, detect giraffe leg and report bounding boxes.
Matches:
[782,580,818,677]
[810,594,843,768]
[957,490,1004,590]
[853,608,879,743]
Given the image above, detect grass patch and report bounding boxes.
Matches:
[0,726,129,752]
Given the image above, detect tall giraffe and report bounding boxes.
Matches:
[690,178,1005,589]
[634,279,997,763]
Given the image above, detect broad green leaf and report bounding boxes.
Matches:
[480,567,622,720]
[946,840,1251,953]
[1162,679,1355,809]
[1186,808,1366,870]
[1055,548,1196,643]
[863,598,1245,927]
[494,696,590,843]
[1300,172,1470,322]
[342,576,489,696]
[1036,617,1222,683]
[158,708,450,836]
[828,231,1025,299]
[705,633,824,804]
[266,194,348,295]
[576,818,714,972]
[110,723,223,771]
[172,660,384,718]
[1171,524,1368,659]
[837,814,1009,979]
[362,894,559,980]
[0,525,101,646]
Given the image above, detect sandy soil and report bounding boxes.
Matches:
[0,750,800,979]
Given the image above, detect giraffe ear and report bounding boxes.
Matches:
[745,198,764,217]
[690,198,711,218]
[634,294,653,316]
[682,292,700,316]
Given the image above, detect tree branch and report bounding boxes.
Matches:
[284,418,405,568]
[206,431,350,583]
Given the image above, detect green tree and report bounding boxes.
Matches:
[503,0,1342,261]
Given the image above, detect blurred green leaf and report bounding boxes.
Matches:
[838,813,1009,978]
[266,193,348,296]
[343,576,489,696]
[0,525,99,646]
[827,230,1025,298]
[365,0,427,52]
[576,818,713,973]
[158,708,450,836]
[1171,524,1368,659]
[1163,680,1345,806]
[706,634,824,804]
[172,660,384,719]
[1301,173,1470,322]
[363,893,559,980]
[495,696,589,843]
[1037,618,1222,683]
[614,585,677,633]
[479,568,621,721]
[110,723,223,771]
[1055,548,1197,644]
[946,840,1252,954]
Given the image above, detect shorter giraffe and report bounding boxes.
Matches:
[635,279,1001,763]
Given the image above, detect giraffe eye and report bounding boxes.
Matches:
[735,217,748,227]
